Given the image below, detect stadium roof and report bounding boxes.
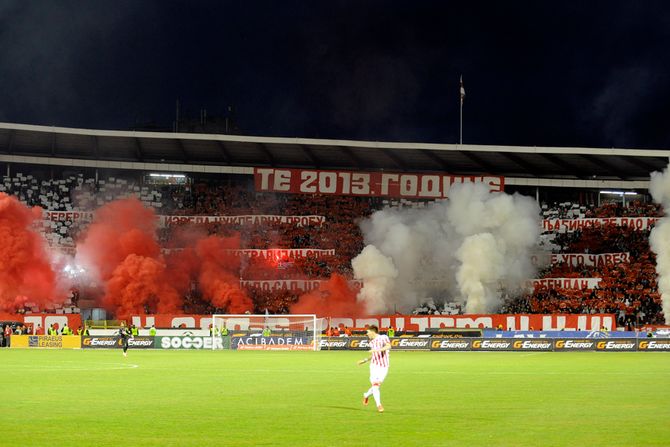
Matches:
[0,122,668,187]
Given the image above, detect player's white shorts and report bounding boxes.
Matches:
[369,364,389,384]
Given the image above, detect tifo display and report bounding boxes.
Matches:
[0,168,667,329]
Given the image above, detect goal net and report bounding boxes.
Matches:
[211,314,325,351]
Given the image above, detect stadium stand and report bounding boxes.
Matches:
[509,200,664,325]
[0,167,665,325]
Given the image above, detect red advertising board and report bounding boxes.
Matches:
[254,167,504,198]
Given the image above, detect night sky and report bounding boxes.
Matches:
[1,0,670,148]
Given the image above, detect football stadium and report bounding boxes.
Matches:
[0,122,669,446]
[2,3,670,447]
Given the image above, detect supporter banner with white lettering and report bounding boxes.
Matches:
[225,249,335,259]
[159,215,325,227]
[162,248,335,259]
[131,314,616,332]
[542,217,658,232]
[240,279,363,293]
[42,211,326,228]
[529,277,602,290]
[254,167,504,198]
[44,211,93,222]
[550,252,629,267]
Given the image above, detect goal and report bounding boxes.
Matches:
[211,314,325,351]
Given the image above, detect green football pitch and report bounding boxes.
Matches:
[0,349,668,447]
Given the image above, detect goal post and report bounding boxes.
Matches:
[211,314,326,351]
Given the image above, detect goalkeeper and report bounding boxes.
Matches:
[118,323,133,357]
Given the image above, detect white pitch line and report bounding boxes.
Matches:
[6,362,139,372]
[165,368,664,376]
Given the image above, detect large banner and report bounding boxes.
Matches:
[529,278,602,290]
[44,211,93,222]
[42,211,326,227]
[240,279,363,293]
[549,252,629,268]
[254,167,504,198]
[543,217,659,233]
[163,248,336,259]
[131,314,616,332]
[159,215,325,227]
[226,249,335,260]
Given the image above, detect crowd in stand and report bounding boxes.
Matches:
[2,169,667,326]
[512,200,665,325]
[415,200,665,325]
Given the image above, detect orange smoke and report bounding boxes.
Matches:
[77,198,181,319]
[196,235,253,313]
[104,254,182,318]
[77,198,160,279]
[290,274,366,317]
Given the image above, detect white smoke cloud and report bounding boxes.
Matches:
[352,182,540,314]
[351,245,398,314]
[456,233,505,313]
[648,165,670,323]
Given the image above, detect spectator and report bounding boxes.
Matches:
[4,324,13,348]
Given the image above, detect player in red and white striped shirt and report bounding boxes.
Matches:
[357,325,391,413]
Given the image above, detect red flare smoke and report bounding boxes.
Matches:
[77,198,182,319]
[0,193,62,312]
[290,274,366,317]
[104,254,181,319]
[163,225,207,294]
[164,247,200,295]
[77,198,160,280]
[196,235,253,313]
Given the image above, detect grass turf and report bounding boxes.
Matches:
[0,349,668,446]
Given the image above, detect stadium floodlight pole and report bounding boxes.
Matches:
[459,75,465,145]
